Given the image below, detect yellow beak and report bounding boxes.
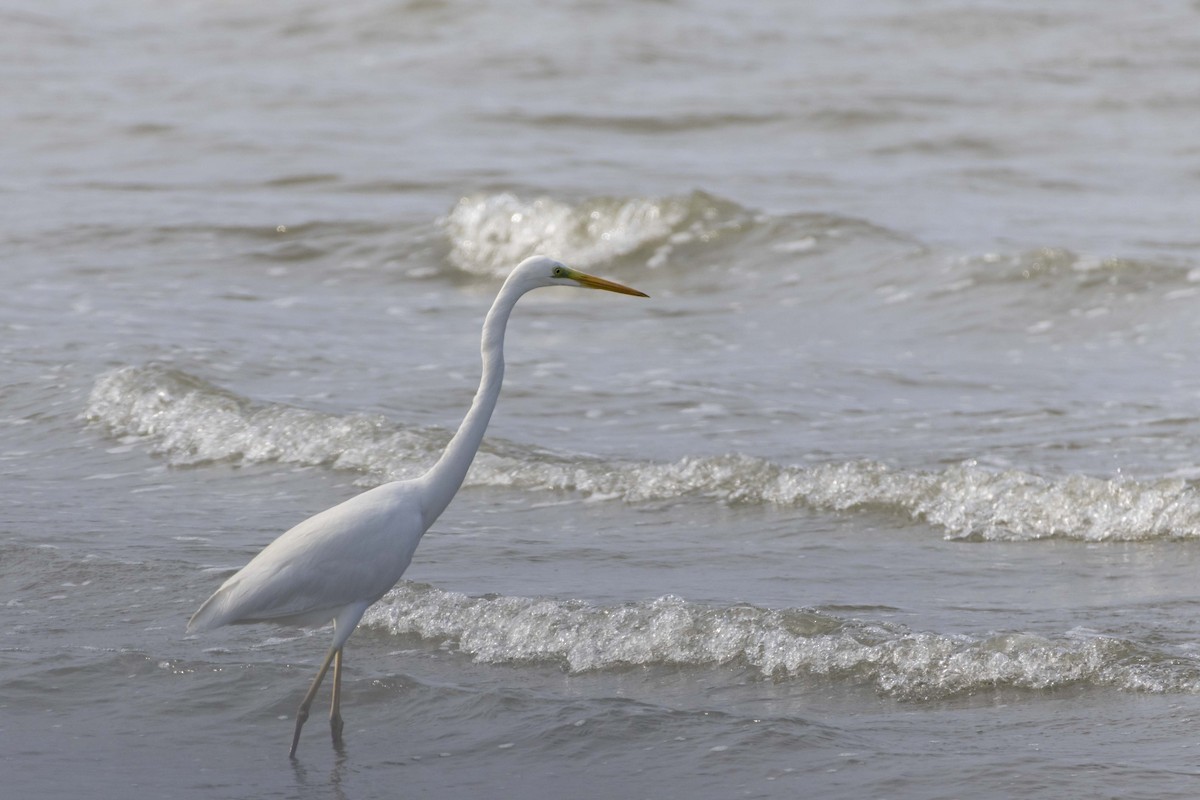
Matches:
[569,269,649,298]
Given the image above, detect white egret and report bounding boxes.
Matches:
[187,256,647,757]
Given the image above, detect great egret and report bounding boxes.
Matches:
[187,256,647,757]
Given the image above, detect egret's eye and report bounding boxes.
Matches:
[552,266,566,277]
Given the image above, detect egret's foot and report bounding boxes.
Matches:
[331,713,344,745]
[289,706,311,759]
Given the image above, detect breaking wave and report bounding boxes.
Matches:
[365,584,1200,699]
[85,365,444,478]
[439,190,754,277]
[86,365,1200,542]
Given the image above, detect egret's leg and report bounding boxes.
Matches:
[329,647,345,744]
[289,646,339,759]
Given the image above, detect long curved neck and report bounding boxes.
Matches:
[419,279,525,528]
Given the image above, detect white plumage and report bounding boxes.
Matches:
[186,256,647,757]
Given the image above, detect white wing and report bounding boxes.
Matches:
[188,481,426,632]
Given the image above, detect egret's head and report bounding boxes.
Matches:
[512,255,649,298]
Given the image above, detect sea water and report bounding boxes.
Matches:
[5,1,1200,797]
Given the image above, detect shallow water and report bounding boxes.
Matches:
[5,0,1200,797]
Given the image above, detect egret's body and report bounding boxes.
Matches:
[187,256,647,757]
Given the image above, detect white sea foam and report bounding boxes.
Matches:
[365,583,1199,699]
[440,191,749,277]
[86,365,1200,541]
[84,365,443,477]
